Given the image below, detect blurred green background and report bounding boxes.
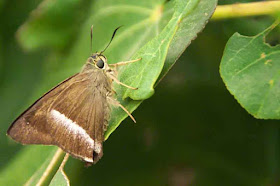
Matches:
[1,0,280,185]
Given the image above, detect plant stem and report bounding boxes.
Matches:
[212,1,280,20]
[37,148,65,186]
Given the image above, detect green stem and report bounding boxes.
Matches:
[37,148,65,186]
[212,1,280,20]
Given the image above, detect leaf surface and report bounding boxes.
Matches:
[49,165,69,186]
[220,22,280,119]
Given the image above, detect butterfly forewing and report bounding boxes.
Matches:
[7,66,111,163]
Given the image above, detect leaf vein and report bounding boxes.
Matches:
[232,50,280,78]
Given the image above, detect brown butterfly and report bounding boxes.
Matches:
[7,27,141,165]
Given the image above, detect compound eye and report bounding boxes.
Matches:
[96,59,105,69]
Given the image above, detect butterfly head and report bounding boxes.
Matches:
[88,26,122,71]
[88,53,108,70]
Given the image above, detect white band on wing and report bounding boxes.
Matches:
[50,109,102,162]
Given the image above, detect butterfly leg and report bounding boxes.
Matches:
[111,88,117,95]
[107,73,138,90]
[109,58,142,67]
[106,95,136,123]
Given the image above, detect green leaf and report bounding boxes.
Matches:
[120,0,199,100]
[17,0,90,51]
[24,149,65,186]
[0,146,66,186]
[0,146,57,185]
[105,0,217,139]
[220,21,280,119]
[49,166,70,186]
[160,0,217,80]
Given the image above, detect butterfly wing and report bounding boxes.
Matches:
[7,69,111,163]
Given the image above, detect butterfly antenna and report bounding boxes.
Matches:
[90,25,93,54]
[100,26,123,54]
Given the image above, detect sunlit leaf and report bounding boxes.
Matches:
[17,0,90,50]
[220,21,280,119]
[0,146,57,185]
[106,0,217,139]
[50,165,70,186]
